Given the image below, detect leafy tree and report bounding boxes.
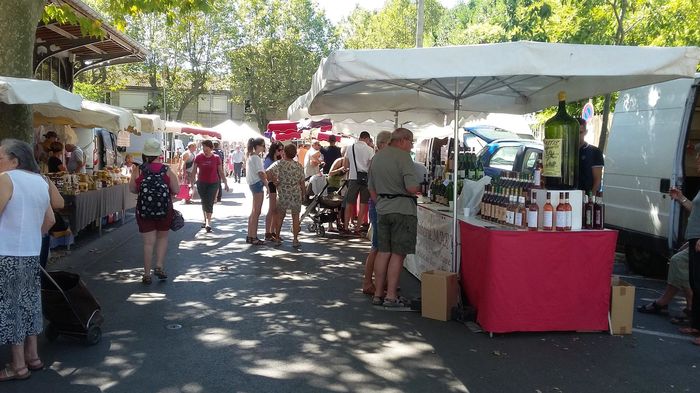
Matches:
[227,0,338,131]
[0,0,214,143]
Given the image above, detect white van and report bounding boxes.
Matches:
[605,74,700,276]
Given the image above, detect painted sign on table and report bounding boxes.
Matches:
[404,204,454,279]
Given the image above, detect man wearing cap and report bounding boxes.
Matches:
[577,118,604,194]
[65,143,86,174]
[320,135,342,175]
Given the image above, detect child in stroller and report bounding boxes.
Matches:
[301,173,345,236]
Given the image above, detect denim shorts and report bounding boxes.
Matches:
[369,200,378,249]
[249,181,264,194]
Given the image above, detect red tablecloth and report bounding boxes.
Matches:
[459,219,618,333]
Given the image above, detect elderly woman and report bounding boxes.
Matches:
[193,140,229,232]
[267,144,306,248]
[129,139,179,284]
[0,139,55,381]
[263,141,284,241]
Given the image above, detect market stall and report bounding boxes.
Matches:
[459,217,617,333]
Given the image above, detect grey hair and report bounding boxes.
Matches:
[376,131,392,147]
[391,127,413,142]
[1,139,40,173]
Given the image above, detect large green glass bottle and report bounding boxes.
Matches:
[543,91,579,189]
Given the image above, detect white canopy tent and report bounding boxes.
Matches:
[212,119,261,143]
[134,114,164,133]
[33,100,140,134]
[293,41,700,272]
[0,76,82,110]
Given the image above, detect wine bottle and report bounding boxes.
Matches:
[543,91,580,190]
[534,158,543,188]
[515,196,526,228]
[555,192,566,231]
[543,192,554,231]
[527,191,539,231]
[584,192,594,229]
[564,192,572,231]
[594,192,605,229]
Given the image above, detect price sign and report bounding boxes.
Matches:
[581,102,594,121]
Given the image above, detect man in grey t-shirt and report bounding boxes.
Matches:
[368,128,419,308]
[65,144,86,174]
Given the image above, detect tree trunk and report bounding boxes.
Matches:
[598,93,612,153]
[0,0,46,143]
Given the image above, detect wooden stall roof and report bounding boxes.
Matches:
[36,0,148,74]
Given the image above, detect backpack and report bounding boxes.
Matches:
[137,164,171,220]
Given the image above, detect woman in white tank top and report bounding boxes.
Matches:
[0,139,55,382]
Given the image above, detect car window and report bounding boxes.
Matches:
[522,149,540,173]
[488,146,519,171]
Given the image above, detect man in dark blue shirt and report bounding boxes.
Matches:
[577,118,604,194]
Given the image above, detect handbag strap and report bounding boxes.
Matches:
[352,144,359,178]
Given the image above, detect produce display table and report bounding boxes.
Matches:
[459,217,618,333]
[60,184,135,236]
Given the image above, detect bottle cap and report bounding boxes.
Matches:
[558,91,566,101]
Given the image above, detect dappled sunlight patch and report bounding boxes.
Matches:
[194,327,261,349]
[274,271,322,281]
[320,300,347,309]
[126,292,166,305]
[169,301,218,319]
[354,340,436,381]
[242,292,287,307]
[320,327,353,342]
[158,383,206,393]
[95,268,145,283]
[359,321,399,330]
[179,239,223,250]
[243,357,333,380]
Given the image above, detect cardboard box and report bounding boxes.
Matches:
[421,270,459,321]
[610,277,636,335]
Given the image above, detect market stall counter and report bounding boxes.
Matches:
[459,217,618,334]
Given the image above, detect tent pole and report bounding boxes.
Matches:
[452,80,460,274]
[394,111,399,129]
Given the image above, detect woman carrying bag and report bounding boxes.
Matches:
[129,139,179,285]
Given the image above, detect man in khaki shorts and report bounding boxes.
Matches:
[638,245,693,323]
[368,128,419,308]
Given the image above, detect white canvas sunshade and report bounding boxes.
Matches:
[212,120,261,143]
[34,100,140,133]
[0,76,82,110]
[295,41,700,272]
[134,114,164,133]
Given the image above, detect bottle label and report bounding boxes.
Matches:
[515,213,523,227]
[527,210,538,228]
[543,211,553,228]
[506,211,514,225]
[556,211,566,229]
[543,139,562,177]
[534,169,541,186]
[565,211,572,228]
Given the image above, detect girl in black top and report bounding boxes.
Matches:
[47,142,66,173]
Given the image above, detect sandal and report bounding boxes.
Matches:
[141,275,152,285]
[678,327,700,336]
[153,267,168,280]
[26,359,43,371]
[670,315,690,326]
[362,285,376,296]
[292,240,301,249]
[205,226,212,233]
[0,366,30,382]
[371,296,384,306]
[264,232,275,241]
[248,237,264,246]
[637,301,668,314]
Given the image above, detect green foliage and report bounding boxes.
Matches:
[341,0,445,49]
[227,0,338,131]
[43,4,104,38]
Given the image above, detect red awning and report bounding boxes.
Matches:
[267,120,298,133]
[273,131,302,141]
[180,126,222,139]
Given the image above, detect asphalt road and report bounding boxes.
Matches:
[2,181,697,393]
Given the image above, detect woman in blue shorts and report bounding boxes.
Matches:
[246,138,267,245]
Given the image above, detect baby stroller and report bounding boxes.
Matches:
[301,178,346,237]
[40,267,103,345]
